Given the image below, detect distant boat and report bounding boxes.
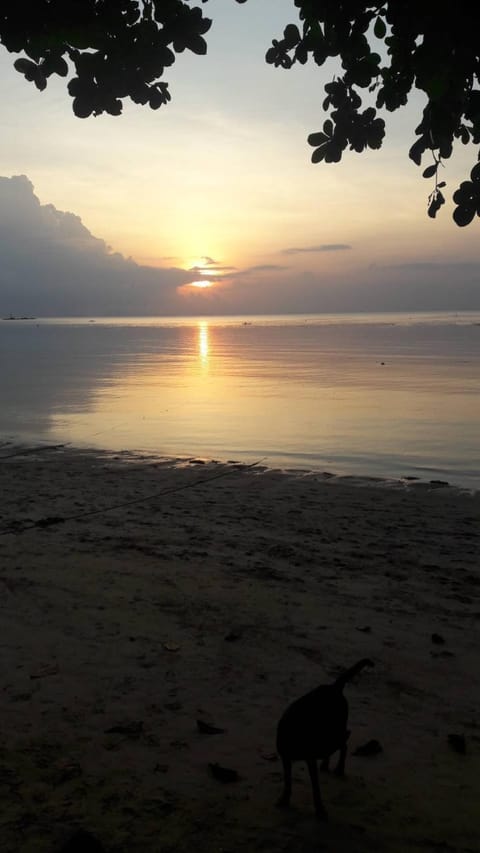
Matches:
[2,315,36,320]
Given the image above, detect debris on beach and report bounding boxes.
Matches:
[353,739,383,757]
[35,515,66,528]
[58,829,105,852]
[197,719,225,735]
[224,630,242,642]
[431,649,455,658]
[208,762,240,783]
[267,543,295,559]
[164,701,182,711]
[104,720,144,736]
[53,759,82,785]
[431,633,445,645]
[448,734,466,754]
[30,663,59,679]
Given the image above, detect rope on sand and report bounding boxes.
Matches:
[0,456,266,537]
[0,443,70,461]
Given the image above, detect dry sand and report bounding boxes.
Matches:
[0,444,479,853]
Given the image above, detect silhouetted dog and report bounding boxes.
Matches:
[276,658,374,819]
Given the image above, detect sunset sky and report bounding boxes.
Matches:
[1,0,479,315]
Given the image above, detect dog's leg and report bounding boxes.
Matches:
[306,759,327,820]
[334,742,347,776]
[334,730,350,776]
[276,756,292,808]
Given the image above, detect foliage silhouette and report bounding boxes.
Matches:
[264,1,480,227]
[1,0,480,225]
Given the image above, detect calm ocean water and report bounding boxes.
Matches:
[1,312,479,489]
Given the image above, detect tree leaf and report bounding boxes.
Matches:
[14,58,37,75]
[73,97,93,118]
[374,17,387,39]
[307,132,328,146]
[33,70,47,91]
[54,57,69,77]
[311,146,326,163]
[409,139,425,166]
[422,163,438,178]
[283,24,300,47]
[453,205,476,227]
[470,162,480,182]
[187,35,207,56]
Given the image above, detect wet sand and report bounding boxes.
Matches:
[1,445,479,852]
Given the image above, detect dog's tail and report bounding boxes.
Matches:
[334,658,374,691]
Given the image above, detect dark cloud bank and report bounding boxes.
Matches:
[0,175,194,316]
[1,175,479,316]
[282,244,352,255]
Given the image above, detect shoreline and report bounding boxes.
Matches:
[1,438,477,498]
[1,443,479,852]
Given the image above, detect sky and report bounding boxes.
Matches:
[1,0,479,316]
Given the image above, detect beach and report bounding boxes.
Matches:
[1,445,479,853]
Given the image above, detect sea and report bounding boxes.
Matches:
[1,311,479,490]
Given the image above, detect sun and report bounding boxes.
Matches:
[190,280,213,289]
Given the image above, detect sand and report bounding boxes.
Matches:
[0,444,479,853]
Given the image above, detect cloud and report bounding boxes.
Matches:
[234,264,289,276]
[2,176,478,317]
[208,265,480,314]
[189,265,237,274]
[281,244,352,255]
[244,264,288,273]
[185,263,289,282]
[204,264,289,282]
[380,261,480,271]
[0,175,198,315]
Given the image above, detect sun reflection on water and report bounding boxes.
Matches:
[198,321,209,362]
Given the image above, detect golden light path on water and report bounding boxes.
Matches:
[198,322,209,361]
